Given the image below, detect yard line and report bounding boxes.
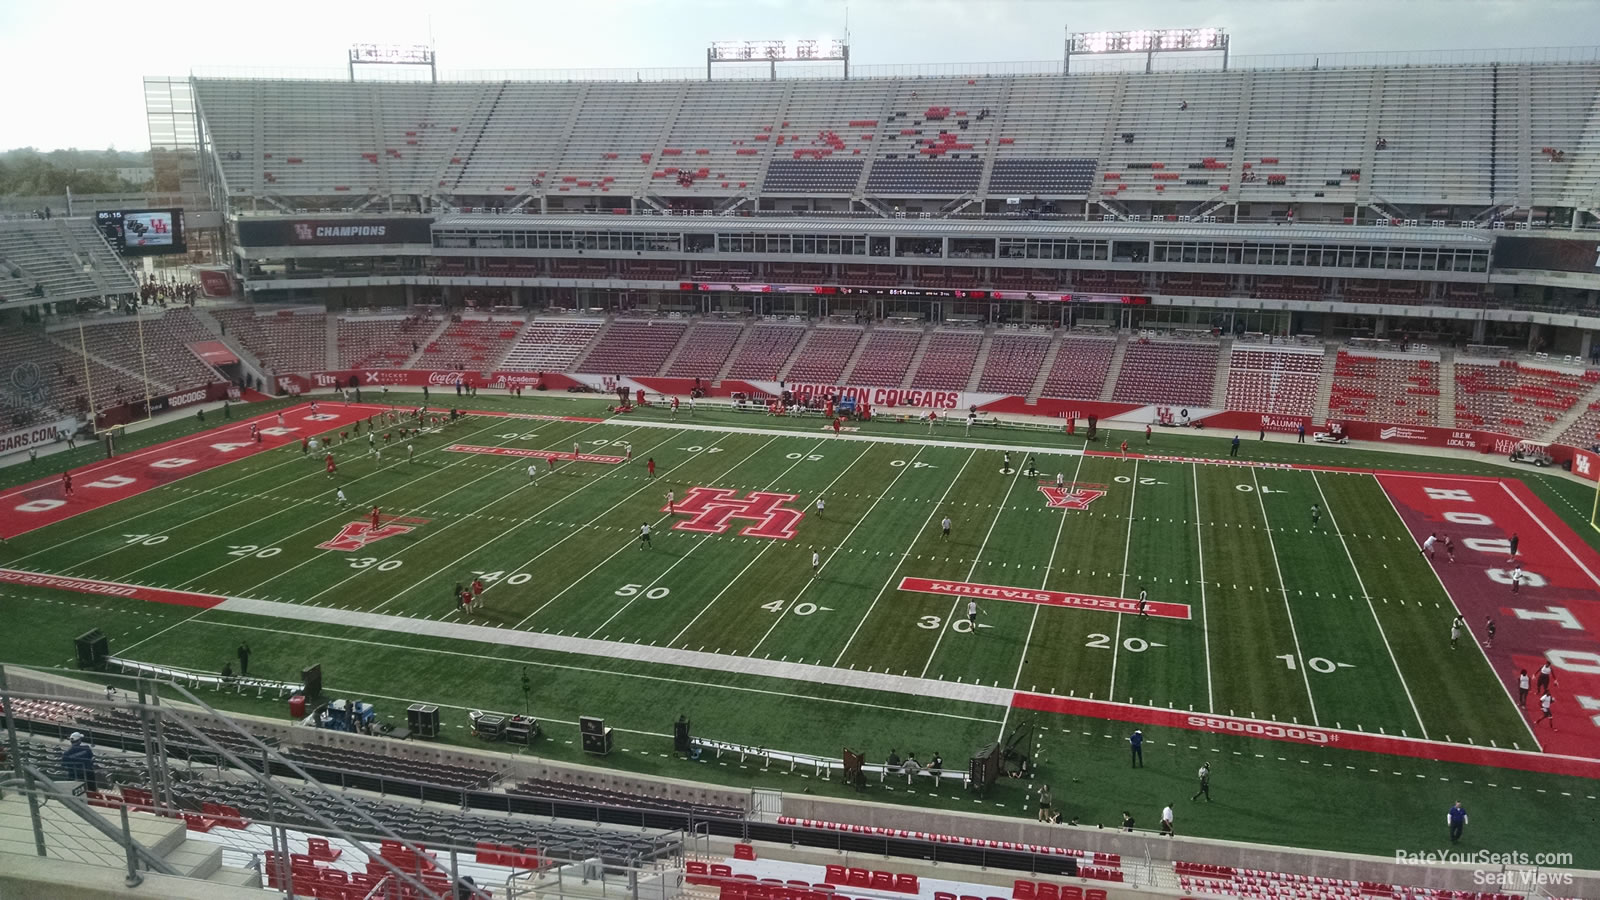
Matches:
[1311,471,1429,739]
[918,456,1025,678]
[348,426,669,614]
[510,434,773,629]
[585,438,832,637]
[1108,459,1140,704]
[997,438,1089,739]
[108,417,517,581]
[739,441,921,646]
[833,449,977,666]
[214,420,615,596]
[678,441,880,649]
[1192,462,1215,713]
[1252,467,1319,725]
[1373,476,1541,745]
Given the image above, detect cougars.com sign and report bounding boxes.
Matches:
[0,418,76,455]
[787,382,964,410]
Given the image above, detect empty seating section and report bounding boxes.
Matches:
[577,320,689,375]
[909,330,981,390]
[978,332,1050,394]
[728,324,806,379]
[1225,348,1323,416]
[1370,67,1496,205]
[666,320,745,377]
[500,319,602,372]
[336,314,438,369]
[785,327,864,383]
[989,159,1096,195]
[849,330,923,387]
[866,158,982,195]
[0,218,134,301]
[0,329,131,422]
[1327,351,1440,423]
[212,307,328,374]
[763,158,863,193]
[1238,69,1370,204]
[1104,72,1242,202]
[1453,359,1597,438]
[555,82,679,195]
[71,309,223,393]
[287,745,499,789]
[195,61,1599,207]
[512,777,743,819]
[1558,399,1600,447]
[1112,340,1218,406]
[653,83,783,194]
[1040,337,1114,400]
[414,318,524,370]
[453,82,578,195]
[763,80,891,192]
[1528,64,1600,207]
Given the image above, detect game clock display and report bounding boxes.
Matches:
[96,208,187,256]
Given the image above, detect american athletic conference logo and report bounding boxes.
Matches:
[4,361,49,408]
[664,487,803,540]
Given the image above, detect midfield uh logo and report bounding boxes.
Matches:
[1038,486,1106,510]
[666,487,803,540]
[316,521,415,551]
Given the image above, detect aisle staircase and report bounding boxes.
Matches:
[1027,330,1065,404]
[965,328,995,393]
[899,328,935,390]
[1097,333,1129,402]
[1313,342,1340,422]
[1436,350,1458,428]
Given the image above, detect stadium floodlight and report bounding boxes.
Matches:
[347,43,437,83]
[1064,27,1228,73]
[707,38,849,80]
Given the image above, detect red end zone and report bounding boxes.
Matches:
[899,577,1191,619]
[1012,692,1600,780]
[1,403,387,539]
[0,568,224,609]
[1377,474,1600,759]
[445,444,625,464]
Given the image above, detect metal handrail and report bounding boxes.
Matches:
[17,761,182,880]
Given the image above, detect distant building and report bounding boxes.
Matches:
[116,167,155,185]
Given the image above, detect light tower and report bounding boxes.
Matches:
[1064,28,1228,74]
[707,39,849,81]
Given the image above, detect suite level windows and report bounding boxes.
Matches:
[715,234,868,256]
[1151,241,1487,273]
[998,239,1109,261]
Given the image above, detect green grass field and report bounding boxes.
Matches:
[2,394,1596,865]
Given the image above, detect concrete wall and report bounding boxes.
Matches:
[0,853,269,900]
[781,795,1600,897]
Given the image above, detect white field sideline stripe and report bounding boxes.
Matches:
[570,417,1084,458]
[214,595,1009,707]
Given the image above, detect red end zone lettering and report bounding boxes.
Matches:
[666,487,803,539]
[445,444,625,464]
[899,577,1191,619]
[0,568,224,609]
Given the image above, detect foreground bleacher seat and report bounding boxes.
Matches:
[213,306,328,375]
[849,329,923,387]
[499,319,602,372]
[784,327,864,384]
[978,332,1050,394]
[666,320,745,378]
[1329,350,1439,424]
[727,323,806,380]
[1039,336,1114,401]
[1225,347,1323,416]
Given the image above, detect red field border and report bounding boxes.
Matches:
[1376,473,1600,759]
[1011,692,1600,779]
[0,568,224,609]
[0,402,391,539]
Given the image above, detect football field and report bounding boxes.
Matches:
[3,395,1598,863]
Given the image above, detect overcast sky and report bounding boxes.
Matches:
[2,0,1595,152]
